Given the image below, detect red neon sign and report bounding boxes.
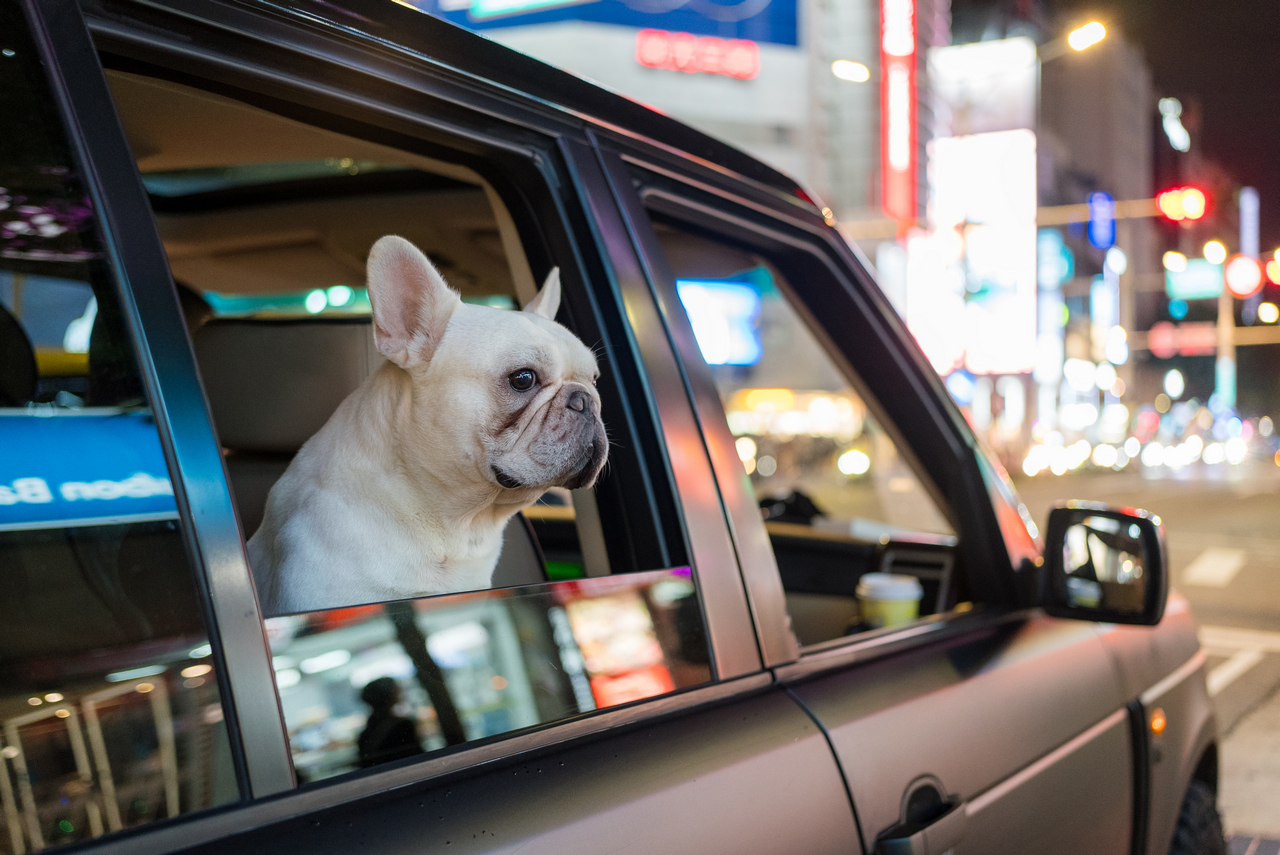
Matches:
[880,0,916,226]
[635,29,760,80]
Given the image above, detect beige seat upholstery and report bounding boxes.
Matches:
[193,316,546,588]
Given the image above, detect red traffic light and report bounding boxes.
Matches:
[1157,186,1207,221]
[1225,254,1264,299]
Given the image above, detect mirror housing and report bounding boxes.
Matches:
[1041,502,1168,626]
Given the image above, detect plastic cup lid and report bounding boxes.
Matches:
[856,572,923,601]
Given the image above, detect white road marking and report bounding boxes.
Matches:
[1199,625,1280,697]
[1201,625,1280,653]
[1208,649,1266,697]
[1183,547,1248,587]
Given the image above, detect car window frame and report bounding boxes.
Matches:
[49,0,778,821]
[592,139,1024,668]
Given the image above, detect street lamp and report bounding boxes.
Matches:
[1039,21,1107,63]
[1067,22,1106,51]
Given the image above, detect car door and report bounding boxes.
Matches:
[14,1,864,853]
[596,137,1140,855]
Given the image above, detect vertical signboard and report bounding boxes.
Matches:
[913,129,1037,375]
[881,0,916,225]
[907,38,1038,378]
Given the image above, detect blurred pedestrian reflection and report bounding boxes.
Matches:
[356,677,423,768]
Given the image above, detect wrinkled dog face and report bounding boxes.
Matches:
[490,328,605,492]
[366,236,607,497]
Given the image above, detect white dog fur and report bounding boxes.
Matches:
[248,235,607,616]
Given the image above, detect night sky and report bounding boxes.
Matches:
[1053,0,1280,251]
[954,0,1280,251]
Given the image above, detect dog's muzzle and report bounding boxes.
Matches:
[563,425,607,490]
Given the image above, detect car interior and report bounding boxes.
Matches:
[102,69,602,590]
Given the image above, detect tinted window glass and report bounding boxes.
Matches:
[0,9,238,851]
[268,570,708,783]
[647,221,960,647]
[655,225,952,538]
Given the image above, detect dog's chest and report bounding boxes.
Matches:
[345,514,503,594]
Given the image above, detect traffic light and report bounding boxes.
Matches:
[1157,186,1207,221]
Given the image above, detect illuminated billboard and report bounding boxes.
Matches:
[1166,258,1224,300]
[928,37,1037,136]
[423,0,799,46]
[635,29,761,79]
[880,0,916,224]
[910,129,1037,375]
[676,279,763,365]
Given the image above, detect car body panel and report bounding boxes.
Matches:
[1094,593,1214,855]
[788,614,1132,853]
[169,686,860,855]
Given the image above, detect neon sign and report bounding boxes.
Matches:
[880,0,916,225]
[635,29,760,80]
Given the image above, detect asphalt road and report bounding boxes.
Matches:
[1013,462,1280,837]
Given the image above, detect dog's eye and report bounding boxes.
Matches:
[508,369,537,392]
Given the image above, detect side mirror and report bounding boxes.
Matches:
[1042,502,1168,626]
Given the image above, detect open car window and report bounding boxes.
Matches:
[105,70,712,784]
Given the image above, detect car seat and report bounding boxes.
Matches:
[191,315,547,589]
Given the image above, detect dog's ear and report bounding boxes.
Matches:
[366,235,460,368]
[523,267,561,320]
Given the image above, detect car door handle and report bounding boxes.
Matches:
[875,800,967,855]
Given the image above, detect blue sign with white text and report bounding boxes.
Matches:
[0,410,177,531]
[420,0,799,46]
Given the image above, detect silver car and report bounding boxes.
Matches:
[0,0,1218,853]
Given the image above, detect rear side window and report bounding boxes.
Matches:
[104,71,711,783]
[0,9,238,852]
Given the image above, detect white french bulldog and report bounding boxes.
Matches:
[248,235,607,616]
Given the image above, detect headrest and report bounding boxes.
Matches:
[194,317,382,453]
[0,303,37,406]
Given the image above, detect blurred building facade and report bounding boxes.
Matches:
[417,0,948,228]
[419,0,1276,476]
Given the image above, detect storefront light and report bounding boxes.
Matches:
[831,60,870,82]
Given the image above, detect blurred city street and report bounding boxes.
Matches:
[1017,464,1280,837]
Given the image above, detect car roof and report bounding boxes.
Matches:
[241,0,814,209]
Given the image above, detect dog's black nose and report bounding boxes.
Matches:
[567,389,591,414]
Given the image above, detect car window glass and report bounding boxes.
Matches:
[0,10,239,852]
[268,569,707,783]
[654,224,952,538]
[104,70,711,781]
[648,221,959,646]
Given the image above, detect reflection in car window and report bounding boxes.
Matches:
[657,225,952,539]
[266,569,709,783]
[0,8,238,852]
[648,220,960,647]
